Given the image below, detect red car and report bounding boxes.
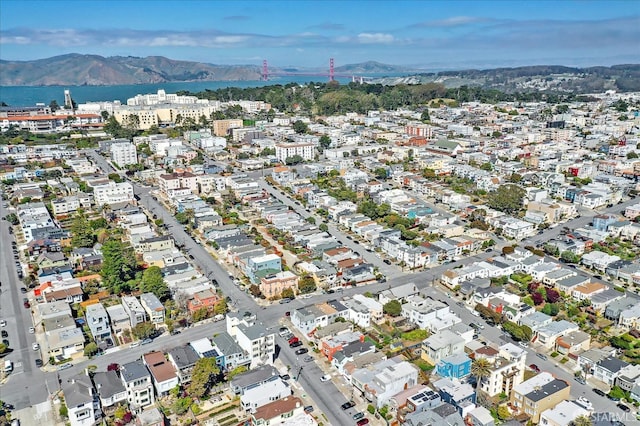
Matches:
[23,301,30,309]
[356,419,369,426]
[288,336,299,345]
[529,364,540,373]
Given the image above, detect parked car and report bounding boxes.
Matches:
[0,320,5,327]
[279,327,290,337]
[280,374,290,381]
[304,406,314,413]
[320,374,331,382]
[32,342,39,351]
[23,301,30,309]
[356,419,369,426]
[28,327,34,334]
[141,338,153,345]
[353,413,365,420]
[536,353,548,360]
[295,348,308,355]
[289,341,302,348]
[20,287,27,294]
[618,403,631,412]
[1,330,7,338]
[341,401,355,409]
[35,359,43,367]
[57,363,72,371]
[575,377,586,385]
[304,355,314,362]
[279,298,292,304]
[288,336,299,345]
[593,388,606,397]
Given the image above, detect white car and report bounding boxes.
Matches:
[0,320,6,327]
[28,327,35,334]
[32,342,39,351]
[320,375,331,382]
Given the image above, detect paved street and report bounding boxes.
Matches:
[0,201,51,408]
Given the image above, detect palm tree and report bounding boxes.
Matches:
[471,357,492,405]
[571,415,593,426]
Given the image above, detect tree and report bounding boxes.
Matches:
[49,100,60,111]
[318,223,328,232]
[374,168,388,180]
[496,405,511,421]
[306,216,316,224]
[298,275,317,294]
[281,287,295,299]
[84,342,99,357]
[100,238,138,293]
[571,415,593,426]
[139,266,170,301]
[188,357,220,399]
[249,284,262,297]
[471,358,492,384]
[172,397,193,415]
[285,155,304,165]
[319,135,332,150]
[502,246,515,256]
[487,184,525,215]
[420,109,430,122]
[560,250,581,264]
[214,298,227,315]
[383,300,402,317]
[627,152,638,159]
[479,162,493,171]
[71,210,95,248]
[546,289,561,303]
[132,322,155,339]
[542,303,560,316]
[5,213,18,225]
[532,292,545,305]
[293,120,308,134]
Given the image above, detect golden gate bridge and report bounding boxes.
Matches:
[261,58,374,83]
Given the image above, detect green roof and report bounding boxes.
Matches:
[435,140,460,150]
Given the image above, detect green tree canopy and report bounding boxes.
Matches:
[71,209,95,248]
[383,300,402,317]
[298,275,317,294]
[139,266,170,301]
[100,238,138,293]
[293,120,308,134]
[132,322,155,339]
[487,184,525,215]
[188,358,220,399]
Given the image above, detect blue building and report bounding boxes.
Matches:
[434,377,476,416]
[592,214,618,232]
[435,353,472,379]
[246,253,282,283]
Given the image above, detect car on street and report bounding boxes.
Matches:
[289,341,302,348]
[0,330,6,338]
[518,341,528,348]
[304,355,314,362]
[356,419,369,426]
[593,388,606,397]
[288,336,299,345]
[383,259,391,265]
[23,301,30,308]
[0,320,6,327]
[35,359,43,367]
[575,377,586,385]
[320,374,331,382]
[170,330,181,335]
[618,403,630,412]
[536,353,548,360]
[58,363,72,371]
[353,413,365,420]
[20,287,27,293]
[304,406,314,413]
[141,338,153,345]
[280,374,290,380]
[32,342,39,350]
[341,401,355,409]
[295,348,308,355]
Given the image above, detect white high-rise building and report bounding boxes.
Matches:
[275,142,315,163]
[110,142,138,168]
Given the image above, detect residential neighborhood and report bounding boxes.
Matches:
[1,85,640,426]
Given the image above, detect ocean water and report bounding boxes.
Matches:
[0,76,361,106]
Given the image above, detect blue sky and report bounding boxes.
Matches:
[1,0,638,69]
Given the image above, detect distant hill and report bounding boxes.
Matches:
[374,64,640,92]
[0,54,262,86]
[334,61,412,74]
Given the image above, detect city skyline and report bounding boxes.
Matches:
[1,0,639,69]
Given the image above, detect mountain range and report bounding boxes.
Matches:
[0,54,638,92]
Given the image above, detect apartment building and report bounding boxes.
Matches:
[510,372,571,423]
[110,142,138,168]
[275,142,316,163]
[120,360,155,410]
[421,330,465,365]
[476,343,526,397]
[140,292,165,326]
[121,296,147,328]
[259,271,299,299]
[85,303,112,346]
[92,181,134,206]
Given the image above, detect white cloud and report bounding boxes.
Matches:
[357,33,395,44]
